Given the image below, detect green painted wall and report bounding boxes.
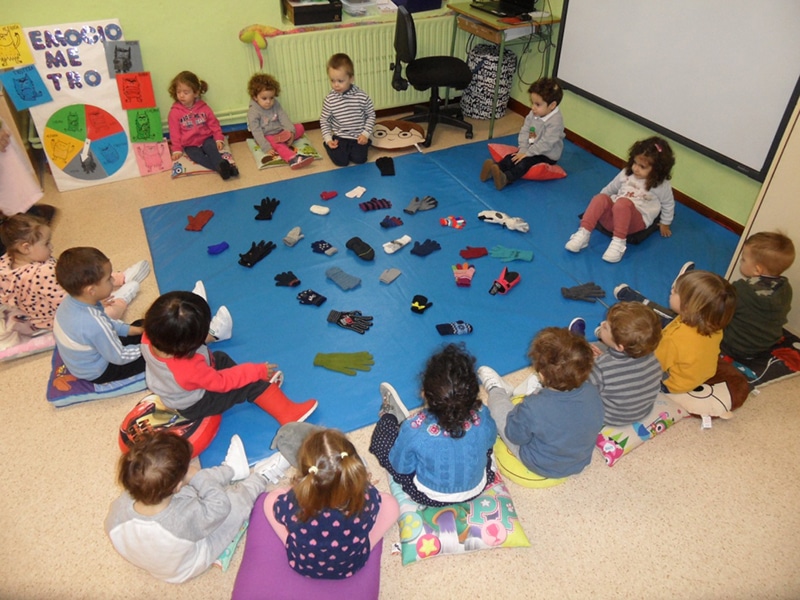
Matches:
[7,1,769,225]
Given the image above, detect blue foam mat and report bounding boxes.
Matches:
[141,136,739,466]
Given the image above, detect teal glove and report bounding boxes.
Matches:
[313,351,374,376]
[489,245,534,262]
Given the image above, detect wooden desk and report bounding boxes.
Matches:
[447,3,560,138]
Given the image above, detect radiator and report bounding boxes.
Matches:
[249,15,457,123]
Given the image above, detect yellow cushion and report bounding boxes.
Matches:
[493,437,567,489]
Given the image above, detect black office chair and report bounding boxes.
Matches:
[390,6,474,147]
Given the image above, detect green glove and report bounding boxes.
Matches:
[313,351,374,376]
[489,245,534,262]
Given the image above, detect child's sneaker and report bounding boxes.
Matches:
[192,280,207,300]
[512,372,543,397]
[378,382,410,421]
[671,261,695,290]
[108,281,140,305]
[568,317,586,337]
[269,370,284,387]
[254,452,291,484]
[122,260,150,284]
[565,228,591,252]
[209,306,233,341]
[602,237,627,263]
[477,366,514,395]
[223,434,250,481]
[614,283,646,303]
[230,164,240,177]
[288,154,314,170]
[491,164,508,190]
[480,159,494,182]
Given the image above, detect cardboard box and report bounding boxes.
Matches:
[283,0,343,25]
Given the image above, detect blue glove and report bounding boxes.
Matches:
[410,239,441,257]
[489,245,534,262]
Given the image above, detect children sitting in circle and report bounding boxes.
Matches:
[480,77,565,191]
[320,53,376,167]
[0,212,149,333]
[247,73,313,170]
[565,136,676,263]
[167,70,238,180]
[106,431,267,583]
[369,343,497,507]
[261,427,399,579]
[479,327,604,483]
[53,247,147,384]
[141,290,317,424]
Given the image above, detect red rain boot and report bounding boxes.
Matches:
[253,385,318,426]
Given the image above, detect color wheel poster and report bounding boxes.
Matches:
[24,20,139,191]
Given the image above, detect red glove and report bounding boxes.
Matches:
[459,246,488,259]
[186,209,214,231]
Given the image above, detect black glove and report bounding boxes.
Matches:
[297,289,327,306]
[561,282,606,302]
[238,240,276,267]
[410,239,441,257]
[410,294,433,314]
[376,156,395,176]
[254,197,280,220]
[327,310,373,334]
[274,271,300,287]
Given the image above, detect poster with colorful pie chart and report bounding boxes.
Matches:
[43,104,129,183]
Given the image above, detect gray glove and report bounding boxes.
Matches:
[561,282,606,302]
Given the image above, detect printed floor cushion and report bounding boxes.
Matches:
[721,330,800,389]
[118,393,221,458]
[370,120,426,150]
[46,348,147,408]
[232,492,384,600]
[493,438,567,488]
[389,473,529,566]
[0,330,55,362]
[596,393,689,467]
[0,303,56,362]
[487,143,567,180]
[171,137,236,178]
[245,136,322,169]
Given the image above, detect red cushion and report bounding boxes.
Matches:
[487,143,567,180]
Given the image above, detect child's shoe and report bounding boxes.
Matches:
[108,281,140,305]
[288,154,314,170]
[602,237,627,263]
[254,452,291,484]
[209,306,233,341]
[477,366,514,395]
[192,280,207,300]
[253,384,318,426]
[378,382,409,422]
[491,164,508,190]
[122,260,151,284]
[512,372,543,397]
[480,159,494,182]
[565,227,591,252]
[671,261,695,290]
[568,317,586,338]
[230,164,239,177]
[223,434,251,481]
[218,160,232,180]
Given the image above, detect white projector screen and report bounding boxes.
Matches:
[553,0,800,181]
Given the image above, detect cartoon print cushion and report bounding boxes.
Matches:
[595,393,689,467]
[245,136,322,169]
[46,347,147,408]
[389,473,529,566]
[371,120,426,151]
[487,143,567,180]
[171,137,236,178]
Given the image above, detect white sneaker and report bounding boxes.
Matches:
[378,382,409,421]
[192,280,207,301]
[223,434,250,481]
[269,370,284,387]
[602,237,627,263]
[565,228,591,252]
[512,372,543,397]
[108,281,140,305]
[209,306,232,341]
[254,452,291,484]
[477,366,514,395]
[671,261,695,290]
[122,260,150,284]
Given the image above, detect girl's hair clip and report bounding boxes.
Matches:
[654,143,663,153]
[340,452,348,459]
[308,465,318,475]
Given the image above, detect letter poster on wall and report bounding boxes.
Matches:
[23,20,141,192]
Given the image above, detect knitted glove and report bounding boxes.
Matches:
[297,289,327,306]
[238,240,276,267]
[380,215,404,228]
[561,282,606,302]
[410,294,433,314]
[459,246,488,259]
[489,245,534,262]
[452,263,475,287]
[313,351,374,376]
[186,209,214,231]
[359,198,392,212]
[410,239,441,257]
[311,240,338,256]
[326,267,361,291]
[274,271,300,287]
[327,310,374,334]
[489,267,521,295]
[254,197,280,220]
[440,216,466,229]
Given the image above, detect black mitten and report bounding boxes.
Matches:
[376,156,395,176]
[561,282,606,302]
[410,294,433,314]
[254,197,280,220]
[238,240,276,267]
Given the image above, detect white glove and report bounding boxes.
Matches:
[477,210,530,233]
